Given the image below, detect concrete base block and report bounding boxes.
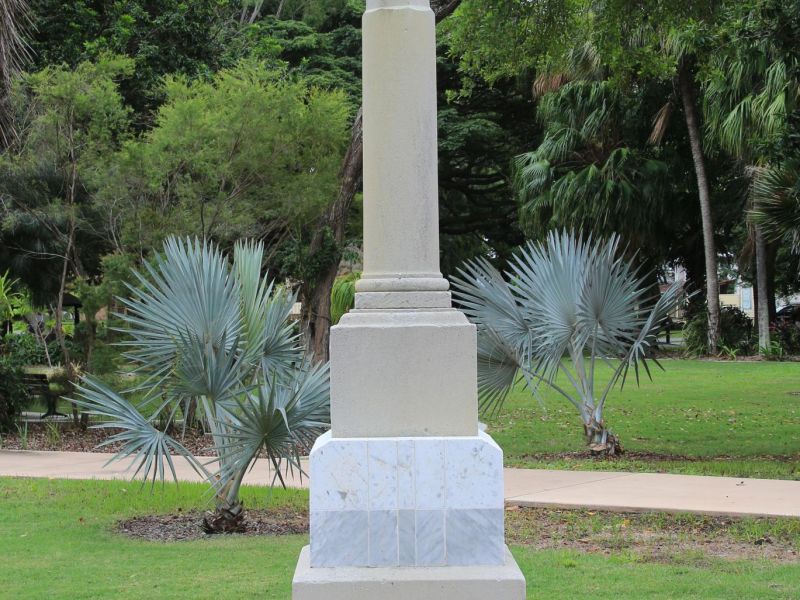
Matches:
[292,545,526,599]
[330,308,478,438]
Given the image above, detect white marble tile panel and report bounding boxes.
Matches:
[398,509,416,566]
[415,509,445,566]
[414,439,445,509]
[310,434,369,511]
[310,510,369,567]
[368,440,398,510]
[445,508,504,566]
[397,439,415,509]
[369,509,398,566]
[445,434,504,510]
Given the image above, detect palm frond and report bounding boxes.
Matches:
[71,377,210,487]
[215,363,330,489]
[648,101,673,145]
[475,327,523,416]
[117,238,242,380]
[452,231,685,424]
[451,256,531,354]
[751,160,800,248]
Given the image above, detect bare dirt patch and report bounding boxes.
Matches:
[117,507,308,542]
[505,507,800,563]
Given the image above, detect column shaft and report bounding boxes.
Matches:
[361,3,441,289]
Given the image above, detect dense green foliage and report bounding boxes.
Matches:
[0,356,26,432]
[103,62,349,255]
[0,334,76,367]
[445,0,800,346]
[684,307,755,356]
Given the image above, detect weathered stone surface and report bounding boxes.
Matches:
[293,546,527,600]
[361,0,440,284]
[292,0,525,595]
[309,432,505,568]
[330,310,478,438]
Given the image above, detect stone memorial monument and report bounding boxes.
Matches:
[291,0,526,597]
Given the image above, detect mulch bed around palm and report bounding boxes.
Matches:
[117,508,309,542]
[3,423,219,456]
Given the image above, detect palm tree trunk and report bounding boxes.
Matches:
[755,225,771,350]
[584,414,622,456]
[679,60,720,354]
[203,467,248,533]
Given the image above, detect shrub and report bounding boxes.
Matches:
[73,238,330,533]
[684,306,754,356]
[0,333,82,367]
[452,231,684,456]
[0,357,28,432]
[331,272,360,325]
[773,321,800,356]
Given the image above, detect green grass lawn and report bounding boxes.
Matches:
[486,359,800,479]
[0,478,798,599]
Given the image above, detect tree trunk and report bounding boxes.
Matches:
[766,242,777,323]
[203,467,248,533]
[755,225,771,351]
[584,417,622,456]
[54,219,81,426]
[202,500,246,534]
[301,109,363,362]
[431,0,462,21]
[678,60,720,355]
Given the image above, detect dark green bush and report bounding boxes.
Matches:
[0,357,28,432]
[0,334,82,367]
[684,306,754,356]
[773,322,800,355]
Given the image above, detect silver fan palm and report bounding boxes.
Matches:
[452,231,683,455]
[72,238,330,532]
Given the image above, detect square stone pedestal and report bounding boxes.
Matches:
[292,545,526,600]
[308,431,506,568]
[330,309,478,438]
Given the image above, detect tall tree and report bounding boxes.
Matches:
[702,0,800,348]
[0,55,134,414]
[447,0,727,352]
[101,61,350,259]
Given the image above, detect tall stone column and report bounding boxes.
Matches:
[292,1,526,597]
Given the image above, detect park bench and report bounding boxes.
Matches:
[22,372,66,419]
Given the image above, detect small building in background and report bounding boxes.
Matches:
[719,279,755,319]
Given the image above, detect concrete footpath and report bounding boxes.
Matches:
[1,450,799,519]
